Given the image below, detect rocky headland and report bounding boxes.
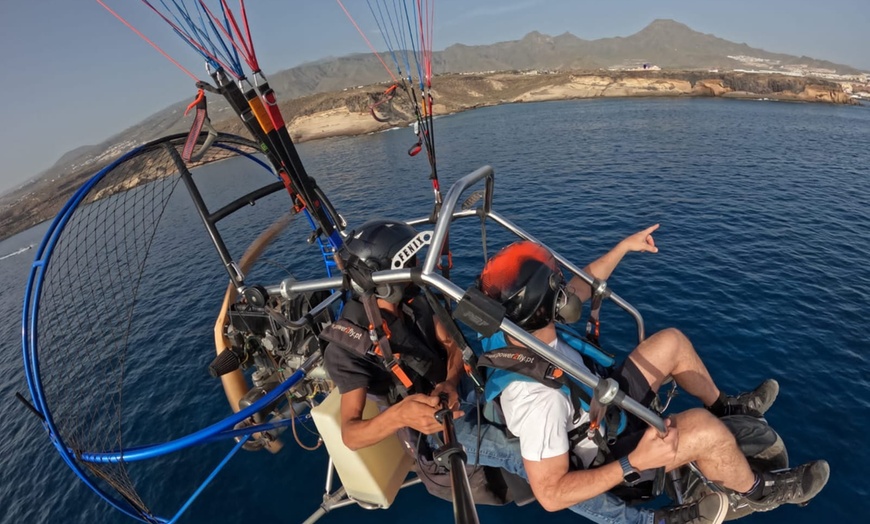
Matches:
[267,70,857,144]
[0,69,861,242]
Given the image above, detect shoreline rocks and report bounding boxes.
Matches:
[0,70,858,242]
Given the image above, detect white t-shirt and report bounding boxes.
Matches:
[499,337,602,468]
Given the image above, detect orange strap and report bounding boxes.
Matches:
[436,250,453,271]
[369,321,412,388]
[388,361,413,388]
[184,88,205,116]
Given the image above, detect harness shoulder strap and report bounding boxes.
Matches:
[478,335,627,469]
[358,292,412,397]
[420,287,485,392]
[584,278,609,346]
[477,345,566,389]
[320,318,371,356]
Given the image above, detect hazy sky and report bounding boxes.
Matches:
[0,0,867,196]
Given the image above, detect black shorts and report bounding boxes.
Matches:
[606,357,656,460]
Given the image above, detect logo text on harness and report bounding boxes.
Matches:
[489,351,536,364]
[332,323,363,340]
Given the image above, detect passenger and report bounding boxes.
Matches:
[470,235,830,523]
[321,218,653,521]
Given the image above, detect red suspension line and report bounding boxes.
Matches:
[238,0,257,68]
[426,0,434,84]
[97,0,199,82]
[219,0,257,70]
[336,0,399,83]
[197,0,255,71]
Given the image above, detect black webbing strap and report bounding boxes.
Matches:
[477,345,616,467]
[359,291,411,398]
[422,288,486,392]
[567,420,611,469]
[585,278,609,346]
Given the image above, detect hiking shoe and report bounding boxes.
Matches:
[654,492,728,524]
[722,379,779,417]
[747,460,830,511]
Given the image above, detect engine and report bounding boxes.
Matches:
[209,287,337,451]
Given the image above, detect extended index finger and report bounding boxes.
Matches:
[642,223,661,235]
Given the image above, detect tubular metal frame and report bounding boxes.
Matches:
[281,165,666,434]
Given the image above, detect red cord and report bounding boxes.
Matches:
[97,0,199,82]
[219,0,256,70]
[335,0,399,83]
[238,0,257,68]
[138,0,239,78]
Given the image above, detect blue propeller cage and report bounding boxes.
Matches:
[21,133,338,523]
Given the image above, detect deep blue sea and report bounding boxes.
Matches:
[1,98,869,523]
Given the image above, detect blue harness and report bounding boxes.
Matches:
[479,327,627,438]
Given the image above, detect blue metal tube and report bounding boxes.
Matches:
[20,138,300,522]
[167,437,249,524]
[79,366,310,463]
[22,145,164,524]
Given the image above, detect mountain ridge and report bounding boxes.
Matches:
[5,19,866,200]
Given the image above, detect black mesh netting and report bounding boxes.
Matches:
[31,134,268,519]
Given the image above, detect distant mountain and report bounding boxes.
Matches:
[52,144,99,169]
[16,19,868,191]
[437,20,861,74]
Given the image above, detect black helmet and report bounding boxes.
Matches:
[478,241,580,330]
[341,219,425,303]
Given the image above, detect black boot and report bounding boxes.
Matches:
[713,379,779,418]
[746,460,830,512]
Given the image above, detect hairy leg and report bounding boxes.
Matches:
[627,328,720,406]
[666,409,755,492]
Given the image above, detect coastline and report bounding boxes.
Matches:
[0,70,861,242]
[267,70,858,144]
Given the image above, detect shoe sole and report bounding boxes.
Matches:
[709,492,729,524]
[796,460,830,505]
[755,379,779,415]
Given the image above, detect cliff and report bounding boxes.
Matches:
[218,70,854,143]
[0,70,857,242]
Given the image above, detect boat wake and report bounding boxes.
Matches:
[0,244,33,261]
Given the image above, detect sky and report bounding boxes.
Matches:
[0,0,868,196]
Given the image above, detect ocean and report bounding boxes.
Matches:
[1,97,868,523]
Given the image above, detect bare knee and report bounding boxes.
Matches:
[673,407,722,431]
[672,408,736,450]
[649,327,687,347]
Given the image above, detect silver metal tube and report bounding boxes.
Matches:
[423,165,494,275]
[419,272,666,434]
[371,268,414,285]
[401,477,423,488]
[487,210,646,343]
[302,486,348,524]
[407,209,478,229]
[325,458,335,494]
[483,173,494,215]
[277,269,418,300]
[277,276,343,296]
[302,507,327,524]
[328,498,358,510]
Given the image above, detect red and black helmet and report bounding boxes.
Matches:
[478,241,564,330]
